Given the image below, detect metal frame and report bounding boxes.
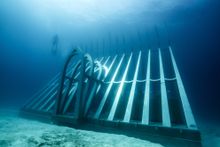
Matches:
[20,47,201,145]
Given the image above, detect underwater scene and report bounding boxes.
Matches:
[0,0,220,147]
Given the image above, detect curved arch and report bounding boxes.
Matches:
[55,48,84,115]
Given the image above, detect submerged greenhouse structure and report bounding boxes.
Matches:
[20,46,201,145]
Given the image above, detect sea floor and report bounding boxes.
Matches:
[0,109,219,147]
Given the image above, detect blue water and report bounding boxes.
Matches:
[0,0,219,123]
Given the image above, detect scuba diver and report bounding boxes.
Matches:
[51,34,59,55]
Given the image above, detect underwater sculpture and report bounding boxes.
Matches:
[20,47,201,145]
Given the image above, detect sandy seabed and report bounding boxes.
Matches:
[0,109,219,147]
[0,109,163,147]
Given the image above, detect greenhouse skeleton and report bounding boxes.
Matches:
[20,46,201,146]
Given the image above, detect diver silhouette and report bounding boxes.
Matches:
[51,34,59,55]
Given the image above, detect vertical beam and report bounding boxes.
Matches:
[23,73,60,108]
[169,47,197,129]
[96,55,117,94]
[93,57,104,72]
[123,51,141,122]
[159,49,171,127]
[26,81,57,109]
[45,57,99,113]
[31,84,58,110]
[108,53,133,121]
[46,100,55,112]
[59,60,82,113]
[25,55,79,108]
[41,86,67,111]
[142,50,151,124]
[28,61,80,109]
[75,57,103,79]
[103,56,110,66]
[105,56,117,75]
[63,84,78,113]
[94,54,125,119]
[38,91,57,110]
[84,60,105,115]
[74,54,92,119]
[25,63,79,108]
